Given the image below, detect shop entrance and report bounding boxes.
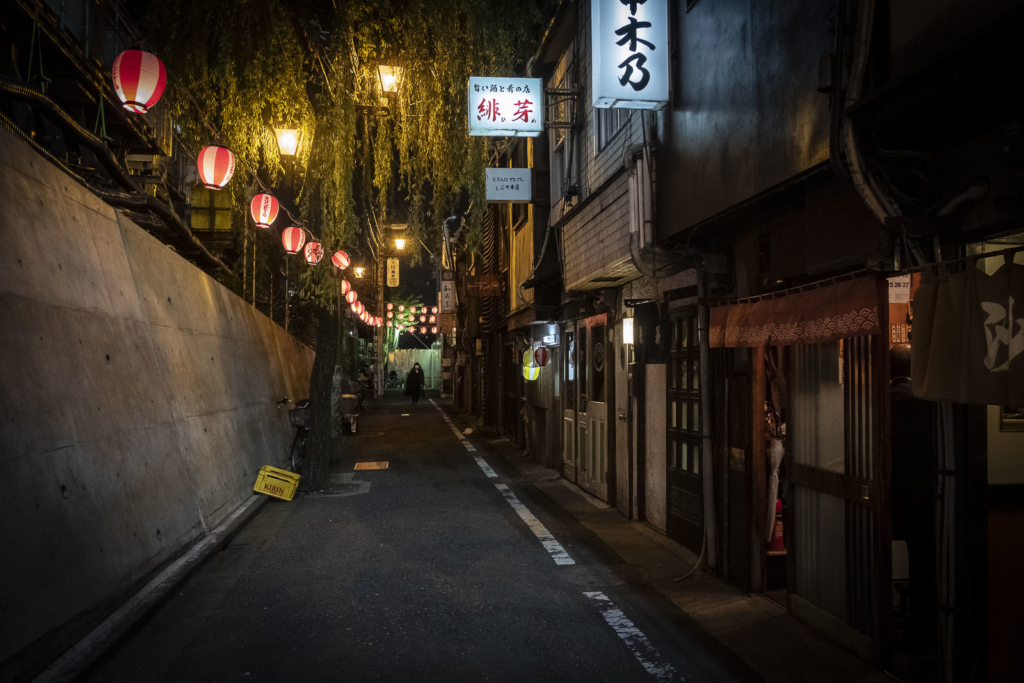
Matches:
[666,309,703,552]
[562,314,609,501]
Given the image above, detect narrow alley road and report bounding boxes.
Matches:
[81,395,757,683]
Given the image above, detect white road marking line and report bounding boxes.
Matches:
[495,484,574,565]
[473,455,497,477]
[583,591,681,682]
[429,398,486,456]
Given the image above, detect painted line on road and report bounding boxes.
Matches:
[473,455,497,477]
[583,591,680,682]
[495,483,574,565]
[428,397,486,460]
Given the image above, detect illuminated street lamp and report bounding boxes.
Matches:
[354,266,365,279]
[394,237,406,250]
[377,65,404,93]
[274,127,301,157]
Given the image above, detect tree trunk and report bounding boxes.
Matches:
[301,305,340,488]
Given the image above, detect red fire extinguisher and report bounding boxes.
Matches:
[769,498,785,552]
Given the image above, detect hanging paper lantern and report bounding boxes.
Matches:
[420,326,427,334]
[281,227,305,254]
[534,346,550,367]
[523,347,541,381]
[250,194,279,228]
[304,241,324,265]
[196,145,236,189]
[339,279,351,296]
[386,320,393,328]
[360,311,369,323]
[387,311,393,319]
[431,306,438,314]
[112,50,166,113]
[346,290,358,304]
[399,305,405,312]
[431,326,438,334]
[429,315,436,323]
[355,301,365,315]
[419,315,426,323]
[387,303,394,311]
[331,250,351,270]
[421,307,428,314]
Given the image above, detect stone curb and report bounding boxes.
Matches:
[32,495,269,683]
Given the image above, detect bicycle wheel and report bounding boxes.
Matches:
[289,430,307,472]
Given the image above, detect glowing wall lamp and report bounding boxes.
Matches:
[354,266,365,279]
[622,317,634,345]
[377,65,404,93]
[274,127,301,157]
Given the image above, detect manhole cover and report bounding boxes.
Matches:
[557,564,648,588]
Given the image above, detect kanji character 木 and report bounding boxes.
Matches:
[615,16,655,52]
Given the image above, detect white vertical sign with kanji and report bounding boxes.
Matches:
[387,258,400,287]
[440,269,456,312]
[592,0,670,109]
[467,77,543,137]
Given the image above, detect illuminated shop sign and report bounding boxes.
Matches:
[468,77,544,137]
[591,0,670,109]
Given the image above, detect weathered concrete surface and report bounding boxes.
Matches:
[0,129,313,679]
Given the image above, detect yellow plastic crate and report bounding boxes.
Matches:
[253,465,301,501]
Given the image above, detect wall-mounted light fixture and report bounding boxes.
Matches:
[377,65,405,94]
[622,317,634,345]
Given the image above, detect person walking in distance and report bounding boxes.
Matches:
[404,362,425,405]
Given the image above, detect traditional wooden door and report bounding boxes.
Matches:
[562,326,578,481]
[666,309,704,552]
[581,315,609,500]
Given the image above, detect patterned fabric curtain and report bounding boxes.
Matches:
[912,260,1024,404]
[709,275,880,348]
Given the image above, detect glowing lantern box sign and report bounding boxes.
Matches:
[112,50,166,113]
[250,194,279,228]
[196,145,235,189]
[468,77,543,137]
[281,227,305,254]
[591,0,670,110]
[304,241,323,265]
[523,348,541,381]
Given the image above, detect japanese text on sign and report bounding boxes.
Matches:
[592,0,669,109]
[387,258,400,287]
[486,168,532,202]
[440,270,456,312]
[468,77,544,137]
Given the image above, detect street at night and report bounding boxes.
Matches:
[3,0,1024,682]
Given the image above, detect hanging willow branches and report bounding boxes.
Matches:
[148,0,550,307]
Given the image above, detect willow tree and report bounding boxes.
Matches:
[150,0,549,485]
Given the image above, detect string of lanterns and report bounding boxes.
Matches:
[111,49,381,328]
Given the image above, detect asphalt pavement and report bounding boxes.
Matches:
[80,393,759,683]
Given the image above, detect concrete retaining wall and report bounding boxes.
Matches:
[0,129,314,678]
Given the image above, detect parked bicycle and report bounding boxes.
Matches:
[278,397,310,472]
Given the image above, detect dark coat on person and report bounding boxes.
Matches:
[404,367,425,396]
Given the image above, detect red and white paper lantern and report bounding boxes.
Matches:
[250,194,279,228]
[196,145,235,189]
[420,326,427,334]
[354,301,365,315]
[431,306,438,314]
[304,241,323,265]
[331,250,351,270]
[431,326,438,334]
[339,279,351,296]
[534,346,550,367]
[345,290,358,304]
[386,320,393,328]
[281,227,305,254]
[112,50,166,113]
[387,303,394,311]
